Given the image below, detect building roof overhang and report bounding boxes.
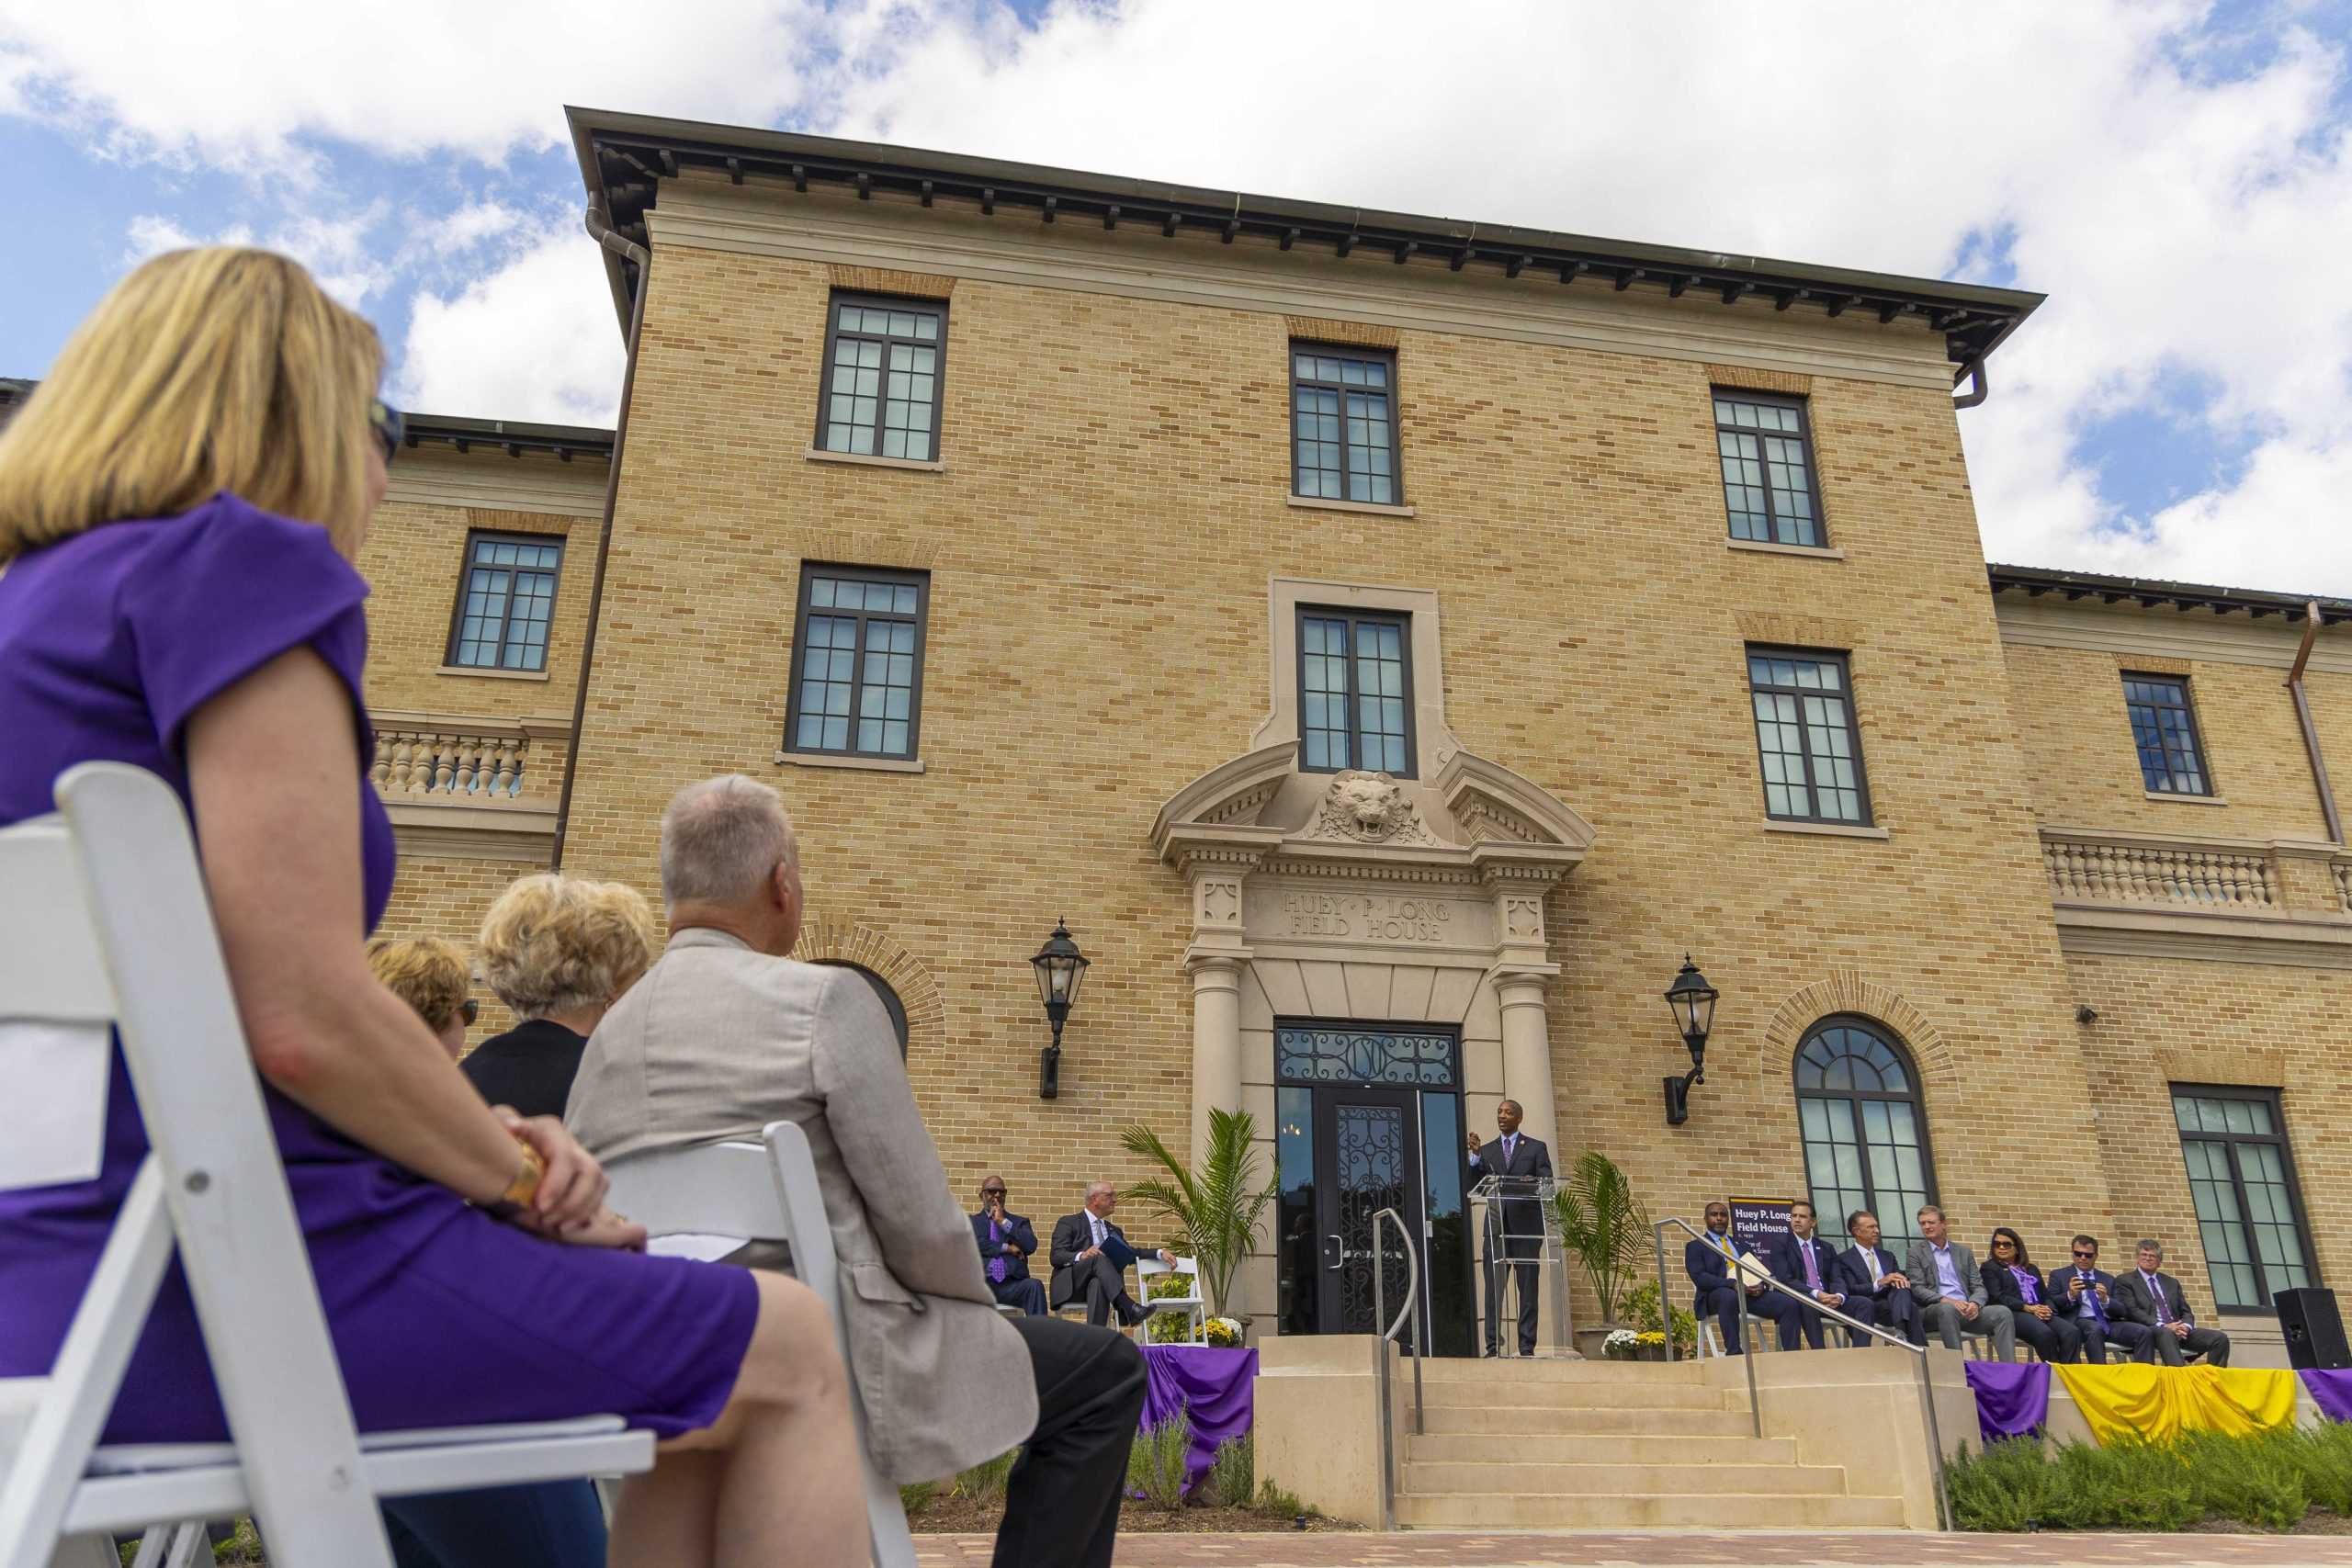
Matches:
[1988,564,2352,626]
[565,106,2041,380]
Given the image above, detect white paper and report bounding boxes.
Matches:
[649,1232,747,1263]
[0,1020,111,1189]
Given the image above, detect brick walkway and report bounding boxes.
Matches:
[912,1531,2352,1565]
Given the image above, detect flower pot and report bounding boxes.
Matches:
[1574,1324,1624,1362]
[1637,1343,1668,1362]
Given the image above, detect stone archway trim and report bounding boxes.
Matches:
[1758,971,1959,1094]
[793,909,945,1055]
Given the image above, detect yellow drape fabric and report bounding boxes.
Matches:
[2052,1363,2298,1445]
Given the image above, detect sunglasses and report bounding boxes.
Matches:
[2072,1249,2097,1259]
[370,400,404,465]
[982,1187,1008,1197]
[459,998,479,1027]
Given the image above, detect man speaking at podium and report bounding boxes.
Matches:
[1468,1100,1553,1357]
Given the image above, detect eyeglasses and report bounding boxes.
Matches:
[459,998,479,1027]
[370,400,404,465]
[981,1187,1008,1197]
[2072,1248,2097,1259]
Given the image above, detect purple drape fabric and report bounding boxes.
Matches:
[1138,1345,1258,1493]
[1965,1359,2051,1444]
[2302,1368,2352,1423]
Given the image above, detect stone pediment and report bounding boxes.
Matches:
[1151,740,1593,886]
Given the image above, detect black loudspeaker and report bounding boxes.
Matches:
[2276,1287,2351,1370]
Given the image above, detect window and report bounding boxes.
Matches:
[817,295,945,460]
[2124,675,2212,795]
[1713,392,1823,547]
[2173,1088,2316,1311]
[783,566,929,761]
[1298,608,1414,776]
[1291,345,1400,504]
[819,961,910,1057]
[446,532,563,671]
[1747,649,1871,824]
[1795,1019,1937,1257]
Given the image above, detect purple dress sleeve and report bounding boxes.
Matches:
[115,493,372,754]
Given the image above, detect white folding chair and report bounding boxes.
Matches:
[0,763,653,1568]
[603,1122,916,1568]
[1136,1256,1206,1343]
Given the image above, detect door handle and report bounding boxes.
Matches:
[1323,1233,1345,1270]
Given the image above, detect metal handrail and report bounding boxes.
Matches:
[1368,1206,1424,1533]
[1653,1215,1951,1531]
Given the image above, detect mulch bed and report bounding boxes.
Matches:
[908,1494,1361,1535]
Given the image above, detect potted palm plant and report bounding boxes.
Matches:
[1549,1151,1651,1361]
[1118,1108,1278,1336]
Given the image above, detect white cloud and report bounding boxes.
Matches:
[123,206,393,307]
[18,0,2352,592]
[393,220,623,424]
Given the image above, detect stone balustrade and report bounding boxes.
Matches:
[2041,830,2277,909]
[368,712,568,803]
[2338,859,2352,915]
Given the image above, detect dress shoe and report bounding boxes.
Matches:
[1117,1299,1149,1328]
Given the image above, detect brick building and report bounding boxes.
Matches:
[321,110,2352,1358]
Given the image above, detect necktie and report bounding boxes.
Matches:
[2080,1272,2109,1327]
[1501,1134,1515,1167]
[1864,1249,1883,1286]
[1803,1242,1820,1292]
[987,1217,1006,1284]
[2146,1273,2170,1324]
[1091,1214,1105,1248]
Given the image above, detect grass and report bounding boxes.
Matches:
[1947,1422,2352,1533]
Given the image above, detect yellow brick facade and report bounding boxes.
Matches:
[348,163,2348,1348]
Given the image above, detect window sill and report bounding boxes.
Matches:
[1727,537,1845,561]
[1764,819,1890,840]
[2145,791,2229,806]
[775,750,926,774]
[805,446,945,474]
[1287,494,1417,519]
[435,664,553,682]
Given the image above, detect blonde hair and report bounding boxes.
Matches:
[0,247,383,563]
[476,874,659,1021]
[364,935,471,1033]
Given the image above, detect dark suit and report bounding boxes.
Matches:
[1837,1244,1920,1346]
[460,1018,588,1121]
[1685,1232,1787,1355]
[1051,1210,1144,1327]
[1763,1232,1846,1349]
[1471,1132,1552,1355]
[2111,1268,2231,1366]
[2045,1266,2125,1365]
[1983,1261,2082,1363]
[975,1209,1046,1316]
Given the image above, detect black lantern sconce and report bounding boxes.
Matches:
[1029,918,1091,1100]
[1661,954,1718,1126]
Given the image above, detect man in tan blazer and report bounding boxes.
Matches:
[568,774,1146,1568]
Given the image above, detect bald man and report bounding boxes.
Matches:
[1469,1099,1553,1356]
[1050,1182,1174,1327]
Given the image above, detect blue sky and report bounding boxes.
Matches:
[6,0,2352,592]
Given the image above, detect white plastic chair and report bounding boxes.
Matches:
[0,763,653,1568]
[602,1122,916,1568]
[1136,1256,1206,1343]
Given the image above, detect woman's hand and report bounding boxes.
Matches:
[491,1107,608,1230]
[518,1205,647,1252]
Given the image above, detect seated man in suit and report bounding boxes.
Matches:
[1761,1201,1846,1349]
[974,1175,1046,1316]
[1836,1208,1920,1347]
[1905,1205,2016,1359]
[1684,1199,1790,1355]
[1051,1183,1175,1327]
[2048,1234,2128,1365]
[2112,1238,2231,1367]
[567,775,1146,1568]
[1468,1100,1553,1357]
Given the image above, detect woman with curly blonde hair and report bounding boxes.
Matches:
[0,248,864,1564]
[365,935,476,1059]
[463,874,657,1119]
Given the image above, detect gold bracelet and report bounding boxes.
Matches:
[499,1139,544,1209]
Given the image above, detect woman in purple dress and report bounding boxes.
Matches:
[0,248,865,1563]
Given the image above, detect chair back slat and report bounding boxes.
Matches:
[605,1141,787,1242]
[0,817,119,1192]
[46,763,391,1565]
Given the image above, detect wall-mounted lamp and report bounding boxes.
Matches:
[1662,954,1719,1126]
[1029,918,1090,1100]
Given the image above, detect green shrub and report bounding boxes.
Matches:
[2283,1421,2352,1516]
[2098,1438,2198,1532]
[1127,1404,1193,1509]
[1206,1433,1254,1508]
[1256,1476,1308,1518]
[1947,1438,2060,1532]
[953,1447,1020,1503]
[1948,1426,2335,1534]
[1621,1279,1696,1359]
[899,1479,939,1516]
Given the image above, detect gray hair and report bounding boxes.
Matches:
[2136,1238,2163,1258]
[659,774,798,906]
[1086,1180,1115,1203]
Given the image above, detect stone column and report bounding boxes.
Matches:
[1187,953,1246,1167]
[1494,969,1558,1156]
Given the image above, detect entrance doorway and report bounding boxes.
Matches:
[1272,1022,1475,1355]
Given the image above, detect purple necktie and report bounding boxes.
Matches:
[1803,1243,1820,1292]
[987,1218,1006,1284]
[2080,1272,2109,1327]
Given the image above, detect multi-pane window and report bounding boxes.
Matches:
[1299,609,1413,776]
[2124,675,2212,795]
[1795,1019,1937,1258]
[1714,392,1823,547]
[817,295,944,461]
[1747,649,1870,824]
[446,532,563,671]
[2173,1088,2316,1311]
[783,566,929,760]
[1292,346,1400,504]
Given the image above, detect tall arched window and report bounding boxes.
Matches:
[1794,1017,1938,1257]
[816,960,910,1058]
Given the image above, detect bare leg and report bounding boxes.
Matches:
[607,1271,866,1567]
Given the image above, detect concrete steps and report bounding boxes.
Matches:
[1394,1359,1903,1530]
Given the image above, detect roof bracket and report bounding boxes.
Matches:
[724,156,742,186]
[1719,281,1748,305]
[919,179,933,207]
[791,164,807,193]
[1336,228,1357,258]
[1506,254,1529,278]
[1222,217,1238,243]
[1774,288,1805,312]
[1392,240,1415,264]
[1875,300,1901,323]
[1825,293,1851,318]
[1614,267,1642,291]
[1042,195,1057,223]
[1103,203,1119,230]
[981,186,996,215]
[1162,210,1179,237]
[1281,227,1299,251]
[656,149,678,178]
[854,173,871,200]
[1561,260,1588,286]
[1450,247,1470,272]
[1668,274,1692,299]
